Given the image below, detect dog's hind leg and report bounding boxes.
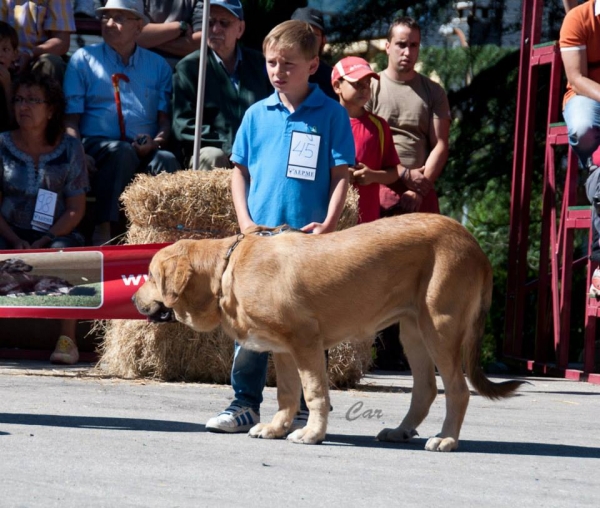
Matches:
[377,314,437,444]
[286,346,330,445]
[248,352,301,440]
[421,320,470,452]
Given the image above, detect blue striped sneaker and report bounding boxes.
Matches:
[205,404,260,433]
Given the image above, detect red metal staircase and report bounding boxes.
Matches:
[504,0,599,383]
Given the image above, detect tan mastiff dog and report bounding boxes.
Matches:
[132,214,522,451]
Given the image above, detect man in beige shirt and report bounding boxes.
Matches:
[366,16,451,370]
[366,15,451,215]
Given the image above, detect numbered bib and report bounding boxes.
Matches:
[287,131,321,181]
[31,189,57,232]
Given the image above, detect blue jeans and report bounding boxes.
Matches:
[230,343,315,413]
[563,95,600,166]
[564,96,600,237]
[83,137,181,224]
[231,343,269,412]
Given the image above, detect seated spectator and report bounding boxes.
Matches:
[0,73,89,364]
[64,0,180,245]
[290,7,337,101]
[95,0,204,68]
[0,22,19,132]
[0,0,76,83]
[172,0,272,169]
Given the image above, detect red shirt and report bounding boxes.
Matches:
[351,112,400,223]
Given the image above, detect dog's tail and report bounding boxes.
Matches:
[464,278,524,400]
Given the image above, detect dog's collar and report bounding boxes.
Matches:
[218,226,295,299]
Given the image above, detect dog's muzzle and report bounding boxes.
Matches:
[132,294,176,323]
[147,302,176,323]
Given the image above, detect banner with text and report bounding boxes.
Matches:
[0,244,168,320]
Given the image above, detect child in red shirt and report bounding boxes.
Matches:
[331,56,402,222]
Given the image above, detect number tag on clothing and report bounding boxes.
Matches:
[31,189,57,232]
[287,131,321,181]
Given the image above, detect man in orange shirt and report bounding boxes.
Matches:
[561,0,600,243]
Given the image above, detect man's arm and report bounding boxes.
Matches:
[33,30,71,56]
[65,114,81,139]
[136,23,203,57]
[562,47,600,102]
[423,116,450,185]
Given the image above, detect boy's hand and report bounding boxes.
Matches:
[352,163,377,186]
[301,222,334,234]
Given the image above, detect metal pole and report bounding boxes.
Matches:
[192,0,211,171]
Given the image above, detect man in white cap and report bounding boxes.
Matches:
[172,0,272,169]
[64,0,180,245]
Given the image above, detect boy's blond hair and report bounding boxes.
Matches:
[262,20,318,60]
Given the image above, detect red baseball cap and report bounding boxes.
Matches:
[331,56,379,84]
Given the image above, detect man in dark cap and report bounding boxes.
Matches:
[291,7,336,100]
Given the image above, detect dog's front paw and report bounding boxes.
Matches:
[376,426,418,443]
[248,423,286,439]
[286,427,324,445]
[424,436,458,452]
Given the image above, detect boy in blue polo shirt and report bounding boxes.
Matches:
[206,19,355,434]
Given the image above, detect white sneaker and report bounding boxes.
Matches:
[49,336,79,365]
[205,404,260,433]
[289,409,309,433]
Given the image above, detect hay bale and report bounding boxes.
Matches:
[97,169,372,388]
[120,169,360,237]
[95,320,233,383]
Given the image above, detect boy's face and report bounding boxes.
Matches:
[265,44,318,96]
[0,38,18,69]
[333,76,372,108]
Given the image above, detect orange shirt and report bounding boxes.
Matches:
[560,0,600,107]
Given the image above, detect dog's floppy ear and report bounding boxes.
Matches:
[156,253,193,308]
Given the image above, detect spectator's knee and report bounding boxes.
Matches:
[147,150,181,175]
[194,146,232,171]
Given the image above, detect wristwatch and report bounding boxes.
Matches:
[179,20,188,37]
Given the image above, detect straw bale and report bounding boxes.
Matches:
[97,168,372,388]
[96,317,372,387]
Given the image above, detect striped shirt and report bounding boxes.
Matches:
[0,0,76,53]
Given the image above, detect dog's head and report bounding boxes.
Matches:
[132,240,222,332]
[0,258,33,273]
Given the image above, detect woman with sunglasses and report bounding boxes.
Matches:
[0,72,89,364]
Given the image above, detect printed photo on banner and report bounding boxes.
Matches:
[0,251,103,308]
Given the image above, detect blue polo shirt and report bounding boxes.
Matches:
[64,43,172,141]
[231,84,355,229]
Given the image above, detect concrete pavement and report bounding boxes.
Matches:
[1,360,599,507]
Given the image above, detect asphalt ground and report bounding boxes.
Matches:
[1,360,599,507]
